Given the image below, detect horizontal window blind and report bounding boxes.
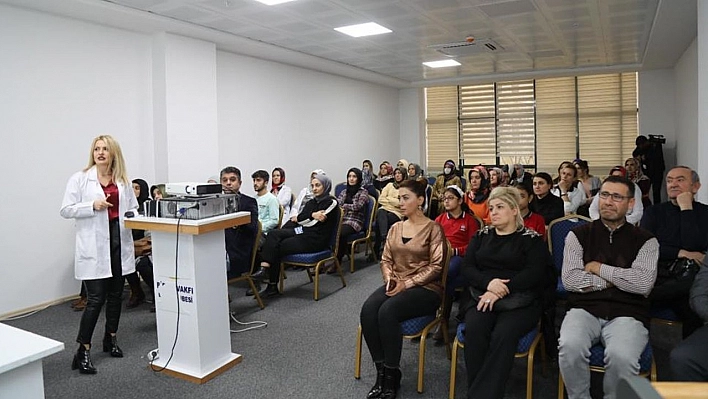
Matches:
[459,83,496,166]
[536,77,577,173]
[497,80,535,167]
[425,86,458,171]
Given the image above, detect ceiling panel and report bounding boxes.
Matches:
[74,0,690,85]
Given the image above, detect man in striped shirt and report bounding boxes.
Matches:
[558,175,659,399]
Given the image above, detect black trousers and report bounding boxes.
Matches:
[463,303,541,399]
[261,228,325,283]
[374,209,401,253]
[360,286,440,368]
[670,324,708,381]
[77,219,124,345]
[651,276,703,338]
[336,224,357,261]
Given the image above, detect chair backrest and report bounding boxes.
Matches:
[277,204,284,228]
[329,205,345,255]
[334,182,347,198]
[470,212,484,228]
[249,221,262,274]
[547,214,592,272]
[361,195,377,237]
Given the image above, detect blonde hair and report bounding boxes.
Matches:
[84,135,129,185]
[488,186,524,230]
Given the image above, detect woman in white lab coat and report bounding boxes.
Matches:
[60,135,138,374]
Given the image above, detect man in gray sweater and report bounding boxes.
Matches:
[670,264,708,381]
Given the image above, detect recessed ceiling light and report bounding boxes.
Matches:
[253,0,297,5]
[423,60,462,68]
[334,22,392,38]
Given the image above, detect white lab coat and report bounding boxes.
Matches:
[60,166,138,280]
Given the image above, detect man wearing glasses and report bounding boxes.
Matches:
[558,175,659,399]
[588,166,644,224]
[640,166,708,339]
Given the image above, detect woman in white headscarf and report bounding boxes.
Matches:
[287,169,326,222]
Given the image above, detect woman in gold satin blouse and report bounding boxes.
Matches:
[359,177,446,399]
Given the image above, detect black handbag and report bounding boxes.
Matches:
[668,258,701,282]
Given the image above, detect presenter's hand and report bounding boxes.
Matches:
[93,194,113,211]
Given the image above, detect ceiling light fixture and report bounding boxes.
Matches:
[334,22,392,38]
[253,0,297,5]
[423,60,462,68]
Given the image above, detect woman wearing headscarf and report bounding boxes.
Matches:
[125,178,151,309]
[374,167,407,258]
[510,164,533,186]
[252,173,340,296]
[374,162,394,191]
[465,166,491,224]
[625,157,652,208]
[407,163,422,180]
[489,167,505,189]
[396,159,409,170]
[430,160,462,220]
[362,160,378,198]
[335,168,370,266]
[288,169,326,222]
[271,167,292,217]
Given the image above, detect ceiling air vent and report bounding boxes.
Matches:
[429,39,504,57]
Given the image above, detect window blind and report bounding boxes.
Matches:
[425,86,458,171]
[536,77,577,173]
[459,83,496,166]
[496,80,535,167]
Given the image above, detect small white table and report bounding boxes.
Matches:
[0,323,64,399]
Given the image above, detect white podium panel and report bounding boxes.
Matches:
[0,323,64,399]
[125,212,250,384]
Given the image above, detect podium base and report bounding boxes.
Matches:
[148,353,242,384]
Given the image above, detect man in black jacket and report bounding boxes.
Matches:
[640,166,708,337]
[670,264,708,381]
[221,166,258,279]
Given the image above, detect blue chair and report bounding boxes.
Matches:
[547,214,592,298]
[449,322,544,399]
[279,205,346,301]
[650,306,682,328]
[334,182,347,198]
[354,241,452,393]
[558,341,657,399]
[346,195,377,273]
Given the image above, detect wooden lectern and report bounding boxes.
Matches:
[125,211,250,384]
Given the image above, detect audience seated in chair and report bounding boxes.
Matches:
[574,159,602,216]
[464,166,491,225]
[252,173,339,297]
[361,159,379,199]
[430,160,462,220]
[433,184,480,340]
[360,178,446,399]
[460,186,548,399]
[125,178,152,309]
[489,167,505,189]
[640,166,708,338]
[625,157,652,209]
[670,263,708,381]
[407,163,422,180]
[516,180,546,238]
[221,166,259,282]
[270,167,292,218]
[510,163,533,187]
[374,161,394,192]
[334,168,369,269]
[588,166,645,225]
[530,172,564,225]
[550,162,586,215]
[559,175,659,399]
[252,170,280,238]
[373,167,407,258]
[288,169,326,223]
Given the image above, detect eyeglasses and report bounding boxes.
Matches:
[442,196,458,201]
[598,191,631,202]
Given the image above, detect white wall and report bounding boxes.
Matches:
[0,5,153,316]
[674,38,699,172]
[398,88,426,173]
[216,51,400,195]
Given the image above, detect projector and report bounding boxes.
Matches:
[165,182,222,196]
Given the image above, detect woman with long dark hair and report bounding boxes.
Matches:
[271,167,292,217]
[60,135,138,374]
[360,178,446,399]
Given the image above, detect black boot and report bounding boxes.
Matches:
[380,366,401,399]
[103,333,123,358]
[367,362,385,399]
[71,344,97,374]
[245,282,263,296]
[263,283,281,298]
[250,266,268,281]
